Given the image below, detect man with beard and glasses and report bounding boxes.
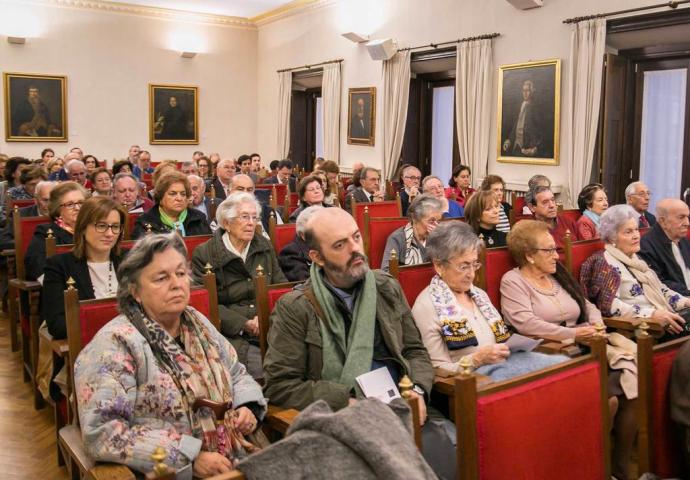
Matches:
[263,208,456,479]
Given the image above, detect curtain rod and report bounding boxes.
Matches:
[277,58,343,73]
[563,0,690,24]
[397,33,500,52]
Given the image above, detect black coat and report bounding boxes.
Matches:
[132,205,211,239]
[344,187,372,213]
[477,226,507,248]
[25,223,74,281]
[639,223,690,296]
[42,252,122,340]
[207,178,229,201]
[639,211,658,228]
[278,235,311,282]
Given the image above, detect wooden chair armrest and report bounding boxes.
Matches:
[87,464,136,480]
[1,248,15,257]
[603,316,664,334]
[51,339,69,357]
[206,471,246,480]
[9,278,41,291]
[433,373,491,396]
[265,404,300,434]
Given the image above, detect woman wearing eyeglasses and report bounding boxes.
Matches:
[25,181,89,282]
[412,221,565,381]
[38,197,126,400]
[381,194,443,272]
[288,175,331,223]
[132,170,211,239]
[191,192,287,379]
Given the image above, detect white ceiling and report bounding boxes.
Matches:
[106,0,293,18]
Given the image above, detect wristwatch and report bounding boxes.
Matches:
[412,384,425,397]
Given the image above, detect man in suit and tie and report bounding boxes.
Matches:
[399,165,421,216]
[344,166,384,213]
[626,181,657,228]
[209,158,235,200]
[264,159,297,192]
[189,175,220,227]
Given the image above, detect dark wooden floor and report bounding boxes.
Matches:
[0,314,69,480]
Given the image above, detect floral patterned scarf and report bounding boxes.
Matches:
[128,305,259,463]
[428,274,511,349]
[403,223,424,266]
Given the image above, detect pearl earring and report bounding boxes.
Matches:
[529,259,535,264]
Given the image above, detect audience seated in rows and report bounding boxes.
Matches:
[640,198,690,296]
[112,172,153,213]
[75,233,266,478]
[196,155,212,182]
[526,185,579,248]
[238,154,258,184]
[479,174,511,233]
[90,167,112,197]
[188,174,218,225]
[464,190,506,248]
[398,164,422,216]
[192,192,286,379]
[228,174,282,234]
[132,171,211,238]
[381,194,441,272]
[82,155,98,175]
[422,175,463,219]
[279,205,321,282]
[132,148,154,179]
[576,183,609,240]
[0,180,54,251]
[345,161,365,195]
[344,166,384,212]
[210,158,235,200]
[318,160,340,205]
[7,164,46,201]
[112,159,134,176]
[412,221,566,380]
[580,205,689,334]
[520,174,551,215]
[447,165,475,207]
[289,175,331,223]
[264,159,296,192]
[626,181,657,228]
[47,151,80,182]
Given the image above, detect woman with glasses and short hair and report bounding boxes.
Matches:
[191,192,287,379]
[381,194,443,272]
[288,175,331,222]
[412,221,565,381]
[38,196,126,400]
[422,175,464,219]
[132,171,211,239]
[25,181,89,281]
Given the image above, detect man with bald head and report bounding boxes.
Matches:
[626,181,657,228]
[640,198,690,295]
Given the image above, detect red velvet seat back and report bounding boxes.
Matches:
[189,288,211,318]
[367,217,408,269]
[9,199,35,210]
[268,287,294,312]
[483,247,517,309]
[19,216,49,256]
[354,201,401,232]
[55,245,73,255]
[651,347,683,477]
[571,239,604,281]
[256,184,288,205]
[183,234,212,260]
[126,213,141,238]
[476,362,605,479]
[512,213,533,225]
[513,196,526,212]
[275,224,297,254]
[398,263,435,307]
[289,192,299,209]
[560,208,582,224]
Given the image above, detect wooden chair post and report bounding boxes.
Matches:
[363,206,371,257]
[45,228,56,258]
[590,335,612,479]
[475,243,487,290]
[64,277,82,423]
[389,249,399,279]
[268,211,278,251]
[399,375,422,450]
[254,266,270,361]
[563,230,573,273]
[350,196,356,215]
[202,264,220,331]
[208,197,217,224]
[270,186,278,211]
[636,321,654,474]
[123,212,132,240]
[455,358,479,480]
[395,192,402,215]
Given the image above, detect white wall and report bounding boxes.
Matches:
[256,0,662,189]
[0,1,258,163]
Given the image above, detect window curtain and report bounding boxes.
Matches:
[322,63,341,162]
[382,50,411,181]
[455,38,493,183]
[566,18,606,207]
[277,71,292,160]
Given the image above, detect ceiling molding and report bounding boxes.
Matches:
[30,0,256,28]
[251,0,335,26]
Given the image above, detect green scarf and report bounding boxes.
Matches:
[160,207,188,236]
[309,262,377,393]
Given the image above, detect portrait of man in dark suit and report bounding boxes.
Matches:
[498,59,560,165]
[4,73,66,141]
[149,84,198,144]
[348,87,376,146]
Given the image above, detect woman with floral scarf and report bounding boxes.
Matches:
[75,233,266,479]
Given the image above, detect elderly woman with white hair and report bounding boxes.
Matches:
[580,204,690,335]
[192,192,287,379]
[279,205,322,281]
[381,194,443,272]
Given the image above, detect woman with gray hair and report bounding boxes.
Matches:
[381,194,443,272]
[191,192,287,379]
[74,233,266,479]
[411,221,565,380]
[580,204,690,335]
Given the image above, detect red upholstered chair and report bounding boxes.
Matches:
[268,214,297,254]
[474,246,516,309]
[351,198,402,232]
[637,331,689,477]
[8,198,36,210]
[563,236,604,282]
[124,212,141,240]
[560,208,582,225]
[454,336,610,479]
[389,256,436,307]
[254,267,298,360]
[511,193,526,213]
[365,216,408,269]
[256,184,288,211]
[182,234,212,260]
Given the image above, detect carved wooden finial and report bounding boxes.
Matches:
[13,204,19,213]
[638,320,650,337]
[459,356,474,376]
[269,210,275,219]
[256,264,264,276]
[564,229,571,239]
[364,205,369,214]
[204,263,212,274]
[595,322,606,337]
[66,277,76,290]
[145,223,153,234]
[390,249,397,260]
[398,375,413,399]
[46,228,54,239]
[150,447,169,477]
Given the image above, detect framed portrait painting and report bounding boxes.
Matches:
[149,84,198,144]
[347,87,376,146]
[4,72,67,142]
[497,59,561,165]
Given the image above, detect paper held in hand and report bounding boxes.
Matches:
[505,333,543,352]
[355,367,401,404]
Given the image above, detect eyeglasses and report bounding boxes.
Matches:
[365,177,380,182]
[232,214,259,224]
[60,201,83,210]
[94,222,122,234]
[535,247,559,255]
[403,176,422,181]
[631,191,652,198]
[446,260,482,274]
[423,217,442,226]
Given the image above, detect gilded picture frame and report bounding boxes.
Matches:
[497,59,561,165]
[347,87,376,146]
[4,72,67,142]
[149,84,199,144]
